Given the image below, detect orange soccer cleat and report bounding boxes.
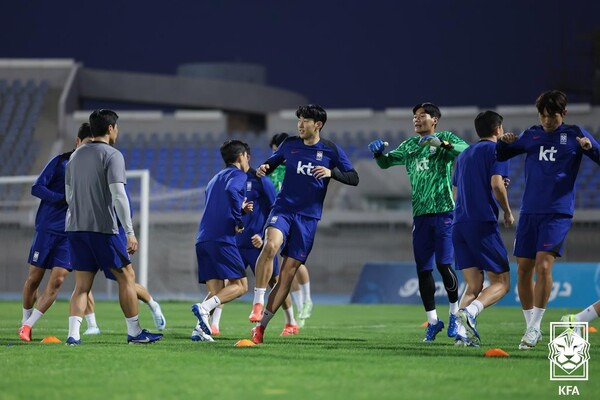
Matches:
[210,325,220,337]
[280,323,299,336]
[251,325,265,344]
[18,324,32,342]
[248,303,264,323]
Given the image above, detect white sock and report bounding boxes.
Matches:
[212,307,222,328]
[68,316,83,340]
[530,307,545,330]
[523,309,533,327]
[426,310,438,325]
[283,307,296,325]
[576,306,599,323]
[449,301,459,315]
[291,290,303,312]
[466,300,484,318]
[25,308,44,327]
[201,296,221,313]
[125,315,143,337]
[147,298,159,312]
[22,308,33,324]
[300,282,312,303]
[259,309,275,328]
[85,313,98,328]
[253,288,266,305]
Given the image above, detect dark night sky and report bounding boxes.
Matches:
[2,0,599,108]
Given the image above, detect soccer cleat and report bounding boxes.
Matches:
[127,329,163,344]
[249,303,264,323]
[280,323,299,336]
[560,314,583,336]
[191,303,212,335]
[210,325,220,337]
[447,313,458,338]
[454,334,480,348]
[65,337,81,346]
[251,325,265,344]
[83,327,101,335]
[18,324,32,342]
[297,318,306,329]
[299,300,313,319]
[457,309,480,345]
[518,327,542,350]
[191,326,214,342]
[423,319,444,342]
[151,303,166,331]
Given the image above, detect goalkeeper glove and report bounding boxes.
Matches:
[418,135,454,150]
[368,139,386,156]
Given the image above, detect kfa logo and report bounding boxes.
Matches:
[297,161,314,176]
[416,158,429,171]
[246,181,252,191]
[539,146,557,161]
[548,321,590,381]
[32,251,39,262]
[270,215,278,224]
[316,151,323,161]
[560,133,567,145]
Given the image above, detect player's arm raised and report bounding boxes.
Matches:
[256,139,287,178]
[496,131,526,161]
[32,156,65,204]
[227,173,247,233]
[328,143,359,186]
[438,132,469,157]
[576,129,600,165]
[369,139,407,169]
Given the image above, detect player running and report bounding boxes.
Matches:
[451,111,514,347]
[251,104,359,344]
[368,102,468,342]
[497,90,600,349]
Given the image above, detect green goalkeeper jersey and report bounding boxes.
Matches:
[375,131,468,217]
[267,164,286,194]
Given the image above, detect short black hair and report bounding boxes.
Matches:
[270,132,289,148]
[89,109,119,137]
[535,90,567,115]
[220,139,248,165]
[77,122,93,141]
[412,102,442,120]
[474,111,503,138]
[295,104,327,128]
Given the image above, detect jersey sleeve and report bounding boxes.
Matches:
[106,151,127,184]
[375,142,408,169]
[491,159,510,178]
[226,171,247,229]
[496,131,527,161]
[579,128,600,165]
[442,132,469,158]
[331,144,359,186]
[263,140,287,175]
[31,156,64,203]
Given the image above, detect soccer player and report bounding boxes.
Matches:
[18,125,97,342]
[251,104,359,344]
[368,102,468,342]
[497,90,600,349]
[451,111,514,347]
[562,300,600,325]
[65,110,162,345]
[191,140,253,342]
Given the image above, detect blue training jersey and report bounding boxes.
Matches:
[196,166,247,244]
[496,124,600,216]
[236,168,276,249]
[452,140,509,223]
[264,136,355,220]
[32,151,73,236]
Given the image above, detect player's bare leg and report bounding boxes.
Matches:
[518,256,547,349]
[251,227,283,322]
[269,274,298,335]
[517,257,535,327]
[458,268,484,309]
[133,283,166,330]
[67,270,95,344]
[21,266,44,322]
[82,290,101,335]
[193,278,247,338]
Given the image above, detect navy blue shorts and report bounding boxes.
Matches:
[103,231,128,281]
[239,246,280,276]
[452,221,509,273]
[67,232,131,278]
[196,241,246,284]
[514,213,572,259]
[266,208,319,263]
[412,211,454,272]
[27,231,71,270]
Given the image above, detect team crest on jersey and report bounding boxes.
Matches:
[246,181,252,191]
[270,216,278,224]
[429,147,437,155]
[560,133,567,145]
[32,251,39,262]
[316,151,323,161]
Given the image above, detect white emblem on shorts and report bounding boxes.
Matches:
[316,151,323,161]
[270,216,278,224]
[247,181,252,191]
[33,251,39,262]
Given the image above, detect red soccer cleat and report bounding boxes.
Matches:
[248,303,264,323]
[210,325,220,337]
[280,323,299,336]
[18,324,32,342]
[251,325,265,344]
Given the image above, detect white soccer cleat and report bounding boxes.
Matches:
[191,324,214,342]
[191,303,212,335]
[560,314,582,336]
[519,327,542,350]
[82,327,101,335]
[151,303,166,331]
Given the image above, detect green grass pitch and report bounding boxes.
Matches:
[0,300,598,399]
